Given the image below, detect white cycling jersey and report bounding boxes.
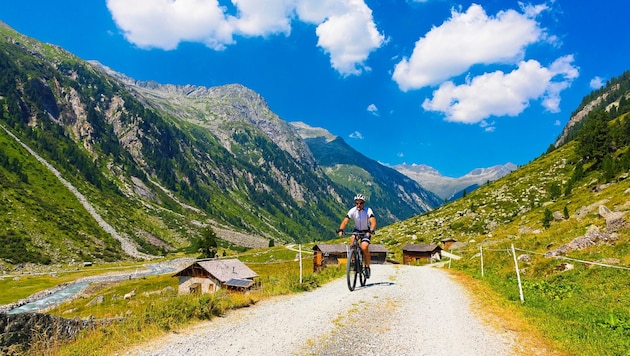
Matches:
[345,206,374,231]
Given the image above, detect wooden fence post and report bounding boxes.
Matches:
[299,244,303,284]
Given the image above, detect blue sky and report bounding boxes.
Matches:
[2,1,628,177]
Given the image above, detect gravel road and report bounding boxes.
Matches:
[123,264,516,356]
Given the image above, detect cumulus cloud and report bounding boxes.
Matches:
[298,1,384,75]
[367,103,379,115]
[392,3,545,90]
[106,0,234,50]
[106,0,384,76]
[422,56,578,123]
[349,131,364,139]
[590,76,605,89]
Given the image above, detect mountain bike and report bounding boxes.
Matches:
[345,232,368,291]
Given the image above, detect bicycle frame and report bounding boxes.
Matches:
[345,232,368,291]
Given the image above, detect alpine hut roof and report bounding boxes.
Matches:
[173,258,258,283]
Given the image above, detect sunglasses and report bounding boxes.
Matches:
[355,201,365,205]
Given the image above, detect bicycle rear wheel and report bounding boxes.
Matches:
[346,248,358,291]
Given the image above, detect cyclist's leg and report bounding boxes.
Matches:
[350,233,357,247]
[360,241,370,266]
[360,239,370,278]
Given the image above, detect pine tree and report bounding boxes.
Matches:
[198,227,219,258]
[542,208,553,229]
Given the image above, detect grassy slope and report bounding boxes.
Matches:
[374,141,630,355]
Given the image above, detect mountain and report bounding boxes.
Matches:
[0,23,441,266]
[291,122,442,222]
[0,23,357,264]
[393,162,517,200]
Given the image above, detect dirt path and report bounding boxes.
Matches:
[123,264,517,356]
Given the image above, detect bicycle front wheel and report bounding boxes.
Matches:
[359,255,367,287]
[346,248,358,291]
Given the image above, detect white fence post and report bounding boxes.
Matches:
[511,244,524,303]
[480,245,484,278]
[299,244,303,284]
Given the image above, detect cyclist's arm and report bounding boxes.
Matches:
[368,215,377,234]
[338,216,350,236]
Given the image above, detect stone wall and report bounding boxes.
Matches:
[0,313,95,354]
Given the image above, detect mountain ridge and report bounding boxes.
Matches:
[393,162,518,200]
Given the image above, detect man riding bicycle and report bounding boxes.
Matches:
[337,193,377,278]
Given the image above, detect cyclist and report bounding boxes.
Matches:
[337,193,377,278]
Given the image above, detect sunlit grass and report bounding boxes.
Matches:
[34,254,344,355]
[0,261,148,305]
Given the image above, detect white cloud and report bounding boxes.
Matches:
[422,56,578,123]
[367,103,379,115]
[106,0,235,50]
[479,119,496,132]
[300,1,384,76]
[590,76,605,89]
[228,0,296,37]
[392,3,545,90]
[106,0,384,76]
[349,131,364,139]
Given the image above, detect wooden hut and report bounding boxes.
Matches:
[312,244,347,272]
[402,244,442,264]
[312,244,389,272]
[441,238,457,250]
[173,259,258,295]
[368,244,389,264]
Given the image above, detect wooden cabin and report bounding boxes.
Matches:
[440,238,457,250]
[312,244,388,272]
[173,258,258,295]
[402,244,442,264]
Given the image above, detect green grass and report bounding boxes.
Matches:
[370,141,630,355]
[0,263,149,305]
[23,252,345,355]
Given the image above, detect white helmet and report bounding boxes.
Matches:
[353,193,366,201]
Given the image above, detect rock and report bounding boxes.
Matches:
[545,230,617,257]
[598,205,613,218]
[517,254,531,262]
[62,308,78,315]
[123,290,136,300]
[85,295,104,307]
[554,263,574,272]
[552,211,566,221]
[518,226,541,235]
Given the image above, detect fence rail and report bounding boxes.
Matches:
[452,243,630,302]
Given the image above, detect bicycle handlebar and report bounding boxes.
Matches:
[338,231,371,236]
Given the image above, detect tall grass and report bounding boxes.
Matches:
[452,234,630,356]
[36,256,344,355]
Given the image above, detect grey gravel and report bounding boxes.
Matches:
[123,264,515,356]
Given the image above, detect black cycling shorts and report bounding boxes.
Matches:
[353,230,371,244]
